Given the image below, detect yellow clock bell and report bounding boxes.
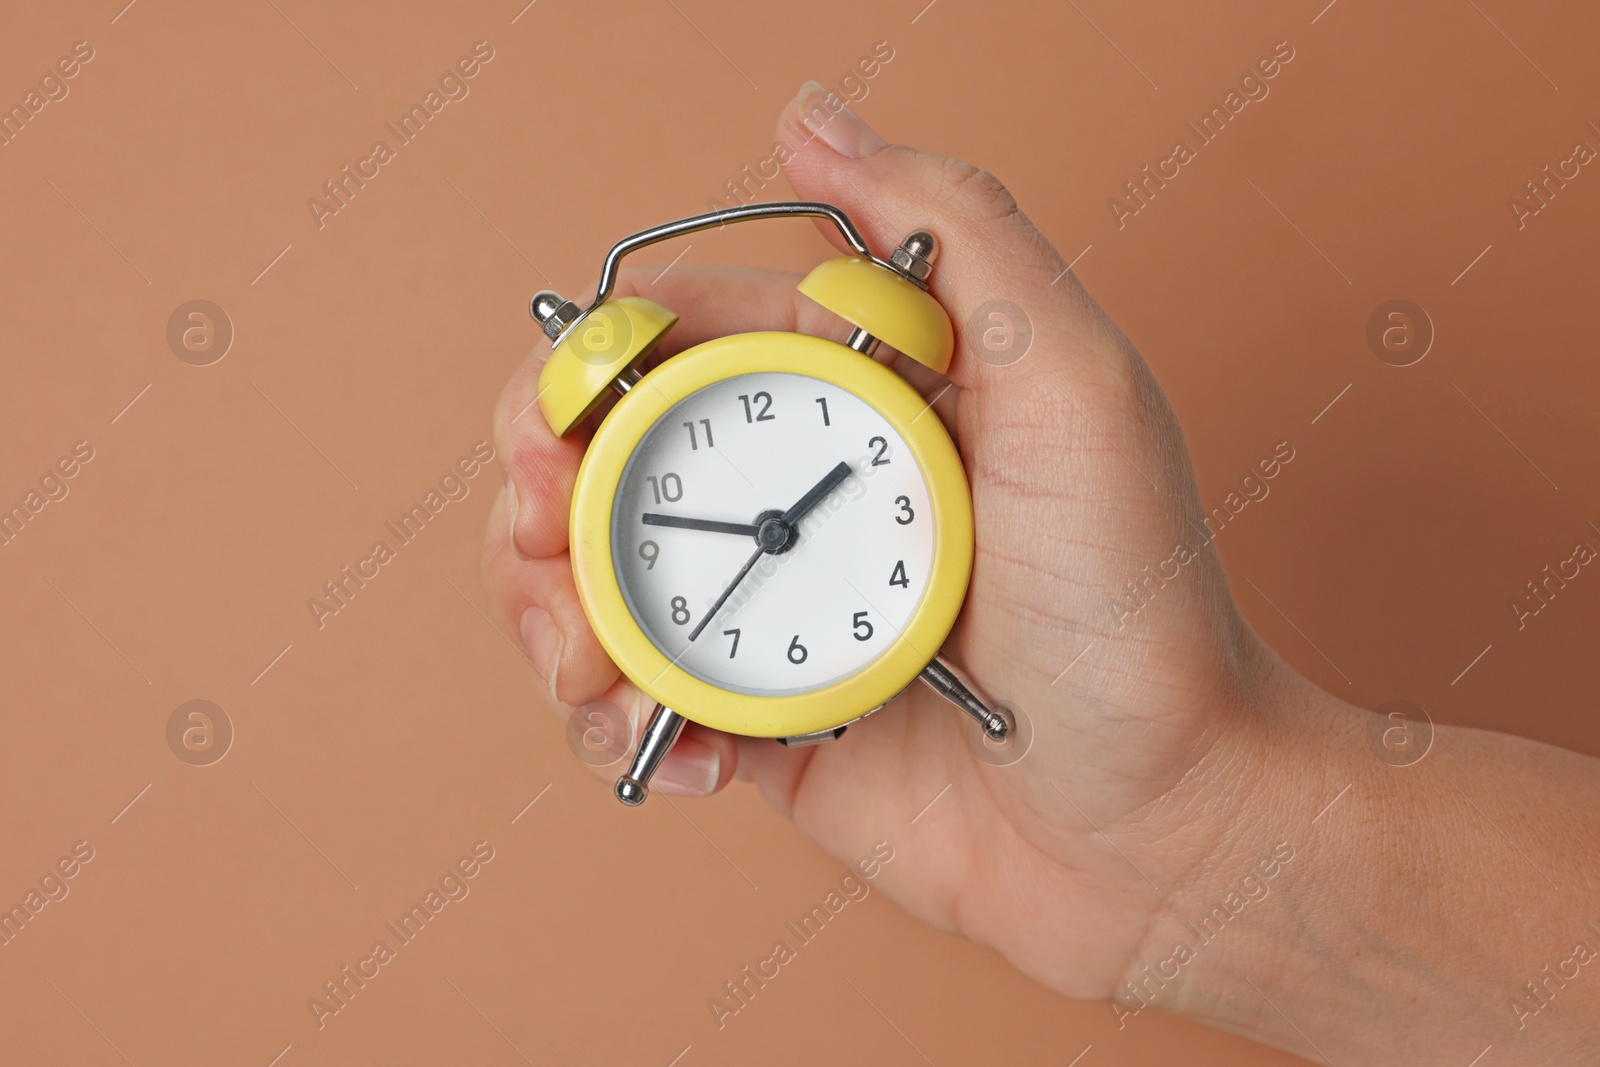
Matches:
[530,202,1008,805]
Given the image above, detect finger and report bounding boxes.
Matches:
[483,486,742,798]
[571,679,742,797]
[732,734,820,821]
[888,351,962,438]
[775,83,1133,396]
[481,481,621,705]
[546,670,742,798]
[654,721,741,798]
[493,346,589,561]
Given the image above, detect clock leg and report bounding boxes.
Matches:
[615,703,687,806]
[920,655,1010,741]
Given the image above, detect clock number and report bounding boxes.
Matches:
[889,560,910,588]
[815,397,831,426]
[738,391,775,423]
[723,628,741,658]
[787,635,808,664]
[894,495,915,525]
[682,419,714,450]
[639,540,659,570]
[851,611,874,642]
[670,596,690,625]
[646,473,683,504]
[868,435,890,466]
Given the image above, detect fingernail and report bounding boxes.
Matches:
[503,469,525,558]
[519,607,562,694]
[795,80,885,159]
[654,735,720,796]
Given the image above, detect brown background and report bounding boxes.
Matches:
[3,0,1597,1063]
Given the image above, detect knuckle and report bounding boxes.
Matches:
[939,158,1021,223]
[510,437,578,510]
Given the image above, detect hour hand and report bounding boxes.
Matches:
[642,513,761,537]
[781,461,853,526]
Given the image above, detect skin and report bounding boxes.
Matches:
[482,85,1600,1064]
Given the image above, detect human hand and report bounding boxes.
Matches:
[484,84,1600,1067]
[481,82,1284,1004]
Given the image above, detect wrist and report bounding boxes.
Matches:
[1110,649,1597,1066]
[1108,648,1375,1042]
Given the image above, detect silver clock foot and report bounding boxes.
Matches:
[615,704,687,806]
[920,655,1009,741]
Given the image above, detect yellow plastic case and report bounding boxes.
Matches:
[798,257,954,372]
[537,297,678,436]
[567,331,973,737]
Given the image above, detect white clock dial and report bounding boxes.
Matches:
[611,371,935,697]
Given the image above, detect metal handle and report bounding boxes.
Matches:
[584,201,889,317]
[531,202,935,345]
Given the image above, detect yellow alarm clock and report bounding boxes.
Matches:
[530,202,1008,806]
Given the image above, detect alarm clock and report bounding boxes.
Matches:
[530,202,1008,806]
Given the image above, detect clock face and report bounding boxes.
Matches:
[611,371,935,697]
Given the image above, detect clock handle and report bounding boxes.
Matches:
[920,656,1011,741]
[614,704,688,806]
[584,202,899,316]
[538,202,939,341]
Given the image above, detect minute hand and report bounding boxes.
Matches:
[682,461,854,644]
[687,545,764,642]
[781,461,853,526]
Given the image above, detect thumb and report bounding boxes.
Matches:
[775,82,1118,391]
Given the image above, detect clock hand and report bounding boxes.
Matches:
[687,544,766,642]
[780,461,853,526]
[683,461,854,644]
[641,514,761,537]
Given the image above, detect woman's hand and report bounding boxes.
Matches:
[481,82,1275,1001]
[481,84,1600,1066]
